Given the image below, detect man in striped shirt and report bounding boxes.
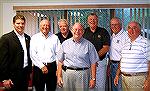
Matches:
[114,21,150,91]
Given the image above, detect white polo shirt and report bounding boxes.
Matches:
[121,35,150,73]
[110,29,128,61]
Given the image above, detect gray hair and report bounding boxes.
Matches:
[58,19,68,26]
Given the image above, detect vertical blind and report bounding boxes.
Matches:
[16,8,150,40]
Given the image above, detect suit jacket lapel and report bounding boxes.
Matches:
[11,31,23,49]
[24,34,30,49]
[24,34,32,68]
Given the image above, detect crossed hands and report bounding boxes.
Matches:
[41,66,48,74]
[2,79,14,89]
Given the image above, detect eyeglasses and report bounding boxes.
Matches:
[127,26,138,30]
[111,24,120,26]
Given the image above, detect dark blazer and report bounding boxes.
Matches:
[0,30,32,81]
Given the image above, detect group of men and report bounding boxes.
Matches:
[0,12,149,91]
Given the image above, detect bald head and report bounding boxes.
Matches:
[110,17,122,34]
[40,19,51,37]
[40,19,50,26]
[71,23,84,42]
[127,21,141,42]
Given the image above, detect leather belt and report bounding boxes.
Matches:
[43,61,56,66]
[110,60,120,63]
[62,65,89,71]
[122,72,147,76]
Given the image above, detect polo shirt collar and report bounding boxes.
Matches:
[112,29,124,38]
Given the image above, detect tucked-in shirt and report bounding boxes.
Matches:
[121,35,150,73]
[57,37,99,68]
[30,32,61,69]
[110,29,129,61]
[14,30,28,68]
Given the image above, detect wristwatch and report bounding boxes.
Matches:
[92,78,96,81]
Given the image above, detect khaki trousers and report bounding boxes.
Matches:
[122,74,147,91]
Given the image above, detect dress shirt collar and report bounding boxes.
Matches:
[39,31,53,38]
[72,37,84,43]
[14,30,24,38]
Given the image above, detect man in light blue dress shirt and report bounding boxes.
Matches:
[57,23,99,91]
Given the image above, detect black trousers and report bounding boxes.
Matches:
[5,66,30,91]
[33,61,57,91]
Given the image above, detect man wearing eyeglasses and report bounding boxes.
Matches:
[109,17,128,91]
[114,21,150,91]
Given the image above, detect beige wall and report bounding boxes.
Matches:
[2,3,16,35]
[0,2,16,36]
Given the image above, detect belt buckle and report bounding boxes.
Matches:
[43,62,47,65]
[131,73,137,76]
[74,67,78,70]
[122,72,132,76]
[62,65,67,71]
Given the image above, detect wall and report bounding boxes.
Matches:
[2,3,16,35]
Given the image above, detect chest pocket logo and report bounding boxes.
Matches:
[98,35,101,38]
[116,40,120,43]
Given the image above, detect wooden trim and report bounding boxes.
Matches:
[13,4,150,11]
[64,10,67,19]
[110,9,115,19]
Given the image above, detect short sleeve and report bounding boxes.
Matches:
[147,40,150,61]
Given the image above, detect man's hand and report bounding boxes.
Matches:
[114,75,119,86]
[3,79,13,89]
[89,79,96,89]
[144,78,150,91]
[41,66,48,74]
[57,76,63,88]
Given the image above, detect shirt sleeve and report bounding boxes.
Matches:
[56,44,64,62]
[0,35,10,81]
[30,36,45,69]
[55,38,61,64]
[103,29,111,46]
[147,40,150,61]
[89,43,100,64]
[55,37,61,56]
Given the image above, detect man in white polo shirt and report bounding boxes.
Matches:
[114,21,150,91]
[109,17,128,91]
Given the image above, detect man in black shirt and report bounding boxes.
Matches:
[56,19,72,43]
[83,13,110,91]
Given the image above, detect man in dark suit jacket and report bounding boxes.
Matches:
[0,14,32,91]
